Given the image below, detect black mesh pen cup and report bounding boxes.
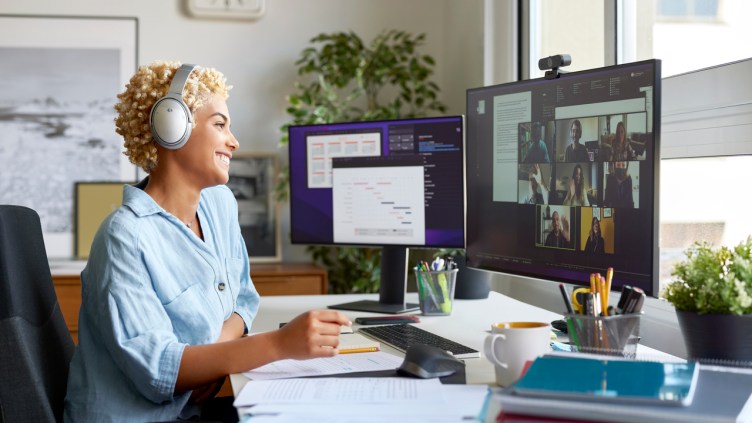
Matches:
[565,312,642,358]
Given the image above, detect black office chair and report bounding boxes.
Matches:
[0,205,75,423]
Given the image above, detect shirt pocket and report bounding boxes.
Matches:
[162,282,217,344]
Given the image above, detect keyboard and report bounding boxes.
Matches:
[358,324,480,359]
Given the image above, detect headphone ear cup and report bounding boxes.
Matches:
[150,95,192,150]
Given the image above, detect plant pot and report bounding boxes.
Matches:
[453,255,490,300]
[676,311,752,363]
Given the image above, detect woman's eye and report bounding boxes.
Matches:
[215,122,226,129]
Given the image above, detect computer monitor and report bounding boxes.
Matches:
[288,116,466,313]
[465,59,661,297]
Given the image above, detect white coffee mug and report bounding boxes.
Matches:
[484,321,551,386]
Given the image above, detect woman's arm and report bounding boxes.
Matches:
[175,309,351,393]
[216,312,246,343]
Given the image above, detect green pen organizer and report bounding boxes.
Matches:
[414,268,458,316]
[565,312,642,359]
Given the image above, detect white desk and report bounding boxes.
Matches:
[230,291,670,420]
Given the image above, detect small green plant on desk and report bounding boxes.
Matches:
[662,237,752,315]
[278,29,446,294]
[661,236,752,362]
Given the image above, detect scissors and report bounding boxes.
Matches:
[571,287,591,314]
[431,257,445,271]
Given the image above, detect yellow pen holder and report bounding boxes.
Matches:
[414,269,458,316]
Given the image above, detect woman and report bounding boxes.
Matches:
[563,164,590,207]
[584,216,606,253]
[64,61,350,422]
[610,121,636,161]
[564,119,589,162]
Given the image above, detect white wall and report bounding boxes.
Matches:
[0,0,485,261]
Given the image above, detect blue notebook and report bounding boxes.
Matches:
[512,355,699,406]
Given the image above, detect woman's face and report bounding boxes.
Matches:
[173,95,239,187]
[593,218,600,234]
[570,124,579,143]
[573,167,582,184]
[617,124,625,143]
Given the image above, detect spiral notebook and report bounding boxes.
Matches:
[512,355,699,406]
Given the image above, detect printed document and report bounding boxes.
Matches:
[234,377,444,407]
[242,351,402,381]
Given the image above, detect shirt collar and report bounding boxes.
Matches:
[123,177,164,218]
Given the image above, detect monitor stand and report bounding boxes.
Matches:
[328,246,420,314]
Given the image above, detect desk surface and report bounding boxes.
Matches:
[230,291,671,419]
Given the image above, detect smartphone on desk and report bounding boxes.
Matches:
[354,316,420,325]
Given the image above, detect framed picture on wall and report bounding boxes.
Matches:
[74,182,132,259]
[0,15,138,258]
[604,207,612,218]
[226,153,281,263]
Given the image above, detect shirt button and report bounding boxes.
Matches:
[218,282,226,291]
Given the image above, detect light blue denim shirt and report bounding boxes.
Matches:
[64,180,260,422]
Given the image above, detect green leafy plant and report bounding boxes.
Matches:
[279,29,446,294]
[662,237,752,315]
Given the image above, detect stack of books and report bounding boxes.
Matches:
[494,354,752,423]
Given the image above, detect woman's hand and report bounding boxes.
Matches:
[273,310,351,360]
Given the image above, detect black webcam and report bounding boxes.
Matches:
[538,54,571,71]
[538,54,572,79]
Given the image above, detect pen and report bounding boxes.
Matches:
[417,266,442,311]
[558,283,574,315]
[436,271,451,313]
[339,347,379,354]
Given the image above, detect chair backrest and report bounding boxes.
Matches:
[0,205,75,423]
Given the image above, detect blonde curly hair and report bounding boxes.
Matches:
[114,61,232,173]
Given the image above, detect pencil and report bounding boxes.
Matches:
[600,276,608,316]
[339,347,379,354]
[605,267,614,307]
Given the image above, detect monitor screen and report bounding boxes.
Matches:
[465,60,660,297]
[288,115,466,312]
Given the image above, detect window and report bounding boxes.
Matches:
[659,156,752,289]
[525,0,607,79]
[628,0,752,77]
[656,0,720,20]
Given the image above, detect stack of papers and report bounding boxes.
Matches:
[235,378,489,422]
[235,351,489,422]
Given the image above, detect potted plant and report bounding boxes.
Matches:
[661,236,752,363]
[278,29,447,294]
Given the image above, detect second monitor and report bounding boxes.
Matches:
[288,116,466,313]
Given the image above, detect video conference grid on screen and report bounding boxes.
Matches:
[466,60,660,296]
[288,116,465,249]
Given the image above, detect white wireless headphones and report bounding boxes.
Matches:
[150,64,197,150]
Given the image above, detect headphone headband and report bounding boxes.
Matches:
[167,64,196,97]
